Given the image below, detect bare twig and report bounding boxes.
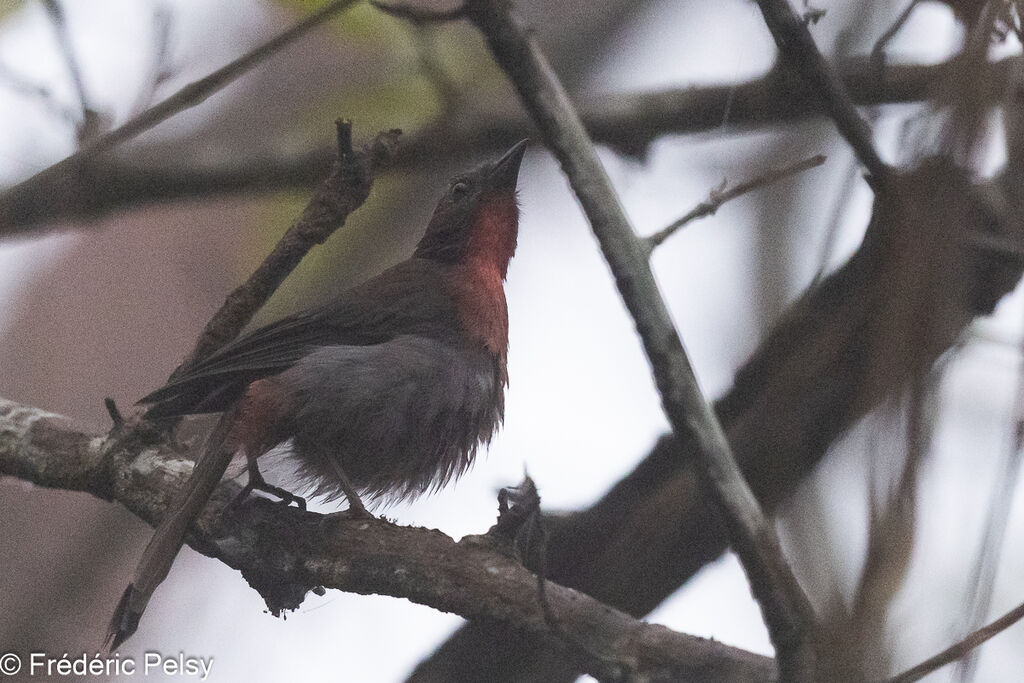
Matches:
[0,396,776,683]
[81,0,356,156]
[870,0,921,81]
[490,477,633,679]
[41,0,99,142]
[953,293,1024,681]
[531,509,633,681]
[463,0,818,679]
[103,397,125,429]
[410,159,1024,683]
[174,122,401,373]
[646,153,826,249]
[755,0,892,190]
[370,0,466,23]
[3,55,1017,236]
[828,378,935,678]
[888,599,1024,683]
[0,0,358,235]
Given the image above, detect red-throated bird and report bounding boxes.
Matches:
[107,140,528,649]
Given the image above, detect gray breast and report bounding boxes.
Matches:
[276,335,505,503]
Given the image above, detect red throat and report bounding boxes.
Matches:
[465,192,519,279]
[450,192,518,372]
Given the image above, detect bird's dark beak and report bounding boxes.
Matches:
[487,139,529,191]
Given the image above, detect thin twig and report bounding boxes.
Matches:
[952,293,1024,682]
[887,599,1024,683]
[755,0,892,191]
[646,153,826,249]
[173,122,401,374]
[3,55,1016,236]
[411,164,1024,683]
[370,0,466,23]
[104,397,125,429]
[497,479,636,680]
[80,0,355,155]
[463,0,818,679]
[870,0,921,82]
[41,0,97,141]
[0,0,357,231]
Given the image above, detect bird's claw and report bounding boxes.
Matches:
[228,474,306,513]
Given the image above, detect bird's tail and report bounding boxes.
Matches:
[106,409,238,650]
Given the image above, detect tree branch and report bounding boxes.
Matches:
[174,123,401,373]
[411,162,1024,682]
[463,0,818,678]
[887,599,1024,683]
[754,0,892,190]
[0,396,776,683]
[645,153,827,249]
[0,0,358,238]
[3,56,1016,235]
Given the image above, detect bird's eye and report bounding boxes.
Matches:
[451,182,469,201]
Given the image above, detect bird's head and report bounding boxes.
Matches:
[415,139,528,279]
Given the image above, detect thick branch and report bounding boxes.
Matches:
[464,0,817,678]
[2,57,1016,234]
[0,397,774,683]
[412,164,1024,682]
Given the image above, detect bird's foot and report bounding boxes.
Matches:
[317,506,374,536]
[261,482,306,510]
[228,474,306,513]
[344,494,371,520]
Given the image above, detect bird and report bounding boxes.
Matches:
[107,139,529,650]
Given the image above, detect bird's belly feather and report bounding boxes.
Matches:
[276,335,504,503]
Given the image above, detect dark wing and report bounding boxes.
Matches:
[140,310,335,418]
[140,258,459,419]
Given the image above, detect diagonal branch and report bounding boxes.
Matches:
[754,0,892,190]
[3,56,1018,236]
[887,599,1024,683]
[0,396,776,683]
[645,153,826,249]
[463,0,818,678]
[174,123,400,373]
[410,162,1024,683]
[0,0,358,238]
